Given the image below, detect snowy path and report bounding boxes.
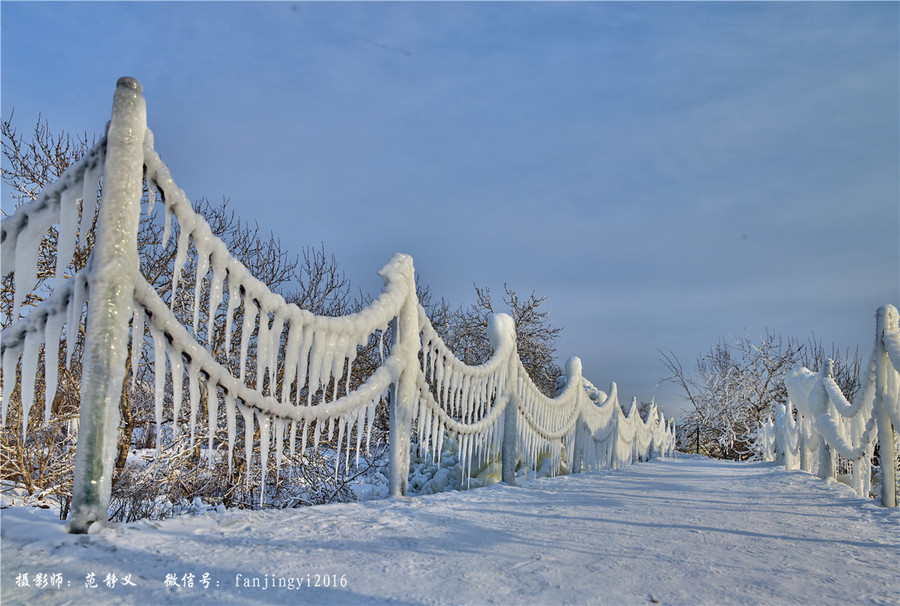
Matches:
[2,456,898,605]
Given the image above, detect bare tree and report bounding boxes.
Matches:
[439,284,563,396]
[661,330,861,460]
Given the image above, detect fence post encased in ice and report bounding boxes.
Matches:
[501,350,518,485]
[816,361,835,481]
[388,264,418,498]
[875,305,898,508]
[69,78,147,533]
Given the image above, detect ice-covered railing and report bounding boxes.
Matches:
[1,78,675,533]
[754,304,899,507]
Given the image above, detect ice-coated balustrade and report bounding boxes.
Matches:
[754,304,899,507]
[1,79,676,533]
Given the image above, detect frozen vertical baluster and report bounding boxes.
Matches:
[44,310,66,424]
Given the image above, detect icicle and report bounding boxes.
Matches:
[268,312,286,395]
[435,422,445,466]
[301,419,309,456]
[239,295,258,384]
[378,330,385,364]
[258,412,270,508]
[343,416,353,476]
[307,332,324,406]
[170,227,190,309]
[318,333,338,403]
[150,325,166,451]
[130,309,144,392]
[327,415,335,442]
[281,320,302,404]
[355,406,366,467]
[295,329,313,406]
[366,399,376,453]
[208,387,220,469]
[256,308,270,392]
[12,222,41,318]
[43,310,65,424]
[289,419,297,460]
[206,260,225,348]
[147,179,158,217]
[79,163,100,241]
[345,354,355,395]
[20,327,42,437]
[313,419,322,450]
[55,186,79,288]
[335,417,346,480]
[223,278,239,358]
[329,336,347,401]
[169,349,184,443]
[274,418,284,479]
[188,360,201,449]
[240,404,254,487]
[1,344,22,427]
[192,247,210,334]
[65,273,87,367]
[226,393,236,476]
[161,203,173,248]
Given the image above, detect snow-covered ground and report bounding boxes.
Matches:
[2,456,898,605]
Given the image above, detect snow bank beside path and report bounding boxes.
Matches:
[2,456,898,605]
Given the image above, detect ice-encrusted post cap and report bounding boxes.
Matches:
[116,77,142,93]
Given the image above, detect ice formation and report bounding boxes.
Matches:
[1,79,677,526]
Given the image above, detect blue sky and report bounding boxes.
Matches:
[2,2,898,417]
